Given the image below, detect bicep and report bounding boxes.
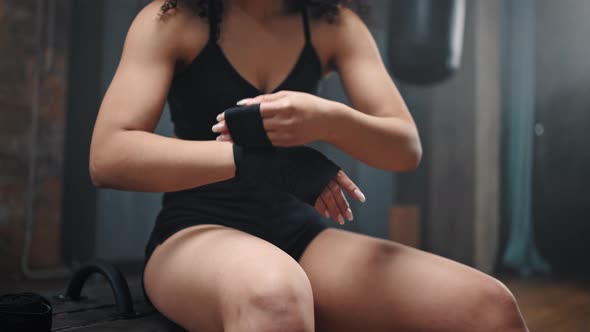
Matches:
[333,9,413,123]
[98,53,174,133]
[94,9,177,140]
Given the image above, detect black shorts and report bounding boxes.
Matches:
[141,178,327,305]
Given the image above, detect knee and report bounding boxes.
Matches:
[469,277,528,332]
[225,269,314,332]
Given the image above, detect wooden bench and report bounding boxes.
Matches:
[44,262,185,331]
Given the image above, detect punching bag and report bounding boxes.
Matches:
[388,0,466,85]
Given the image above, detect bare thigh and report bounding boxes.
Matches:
[143,224,314,332]
[299,229,528,332]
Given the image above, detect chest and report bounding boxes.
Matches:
[216,15,313,94]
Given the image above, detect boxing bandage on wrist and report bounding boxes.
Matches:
[233,145,341,206]
[0,293,52,331]
[224,104,273,147]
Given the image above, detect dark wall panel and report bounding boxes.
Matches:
[533,0,590,272]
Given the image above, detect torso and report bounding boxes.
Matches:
[174,5,335,83]
[142,2,349,262]
[167,3,332,140]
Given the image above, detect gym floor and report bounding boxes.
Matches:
[504,277,590,332]
[1,273,588,331]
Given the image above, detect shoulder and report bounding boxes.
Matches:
[124,0,209,66]
[330,7,366,31]
[311,7,373,72]
[320,7,372,49]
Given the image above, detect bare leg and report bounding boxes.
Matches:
[143,224,315,332]
[299,229,529,332]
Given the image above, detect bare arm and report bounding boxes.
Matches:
[90,2,235,192]
[217,9,422,171]
[323,8,422,171]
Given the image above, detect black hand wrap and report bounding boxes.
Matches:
[224,104,273,147]
[0,292,52,331]
[233,145,341,206]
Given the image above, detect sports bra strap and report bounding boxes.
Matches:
[208,0,220,42]
[301,4,311,43]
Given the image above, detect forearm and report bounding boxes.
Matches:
[322,102,422,171]
[90,130,235,192]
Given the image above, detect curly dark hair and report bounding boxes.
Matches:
[159,0,369,27]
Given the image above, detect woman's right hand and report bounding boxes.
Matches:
[315,171,366,225]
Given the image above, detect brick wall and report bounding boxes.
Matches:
[0,0,70,275]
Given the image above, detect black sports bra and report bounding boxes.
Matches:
[167,4,323,141]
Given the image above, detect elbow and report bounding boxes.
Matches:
[89,149,115,189]
[89,157,107,188]
[89,129,133,189]
[402,131,423,171]
[389,136,423,172]
[404,142,423,171]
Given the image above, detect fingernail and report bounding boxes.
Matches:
[346,208,354,221]
[324,211,330,219]
[216,113,223,121]
[237,98,251,106]
[354,189,366,203]
[211,124,219,132]
[337,214,345,225]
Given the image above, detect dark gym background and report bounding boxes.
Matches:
[1,0,589,330]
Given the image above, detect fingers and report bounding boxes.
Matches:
[212,118,279,145]
[320,189,343,225]
[335,171,366,203]
[214,92,289,133]
[212,120,227,134]
[238,92,291,119]
[216,133,233,142]
[320,181,353,225]
[328,181,353,222]
[259,99,290,119]
[214,93,285,122]
[212,114,279,133]
[315,173,365,225]
[211,120,233,142]
[213,114,279,140]
[314,197,330,219]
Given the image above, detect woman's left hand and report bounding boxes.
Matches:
[212,91,334,146]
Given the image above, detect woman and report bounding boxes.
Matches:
[90,0,529,331]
